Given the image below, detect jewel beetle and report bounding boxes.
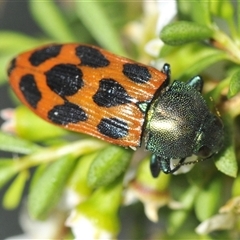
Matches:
[7,43,224,177]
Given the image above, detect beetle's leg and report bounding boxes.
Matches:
[150,154,161,178]
[159,157,174,174]
[150,155,187,176]
[186,75,203,92]
[162,158,186,174]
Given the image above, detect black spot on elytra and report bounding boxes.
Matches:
[29,44,62,66]
[48,102,88,125]
[19,74,42,109]
[123,63,151,84]
[76,45,110,68]
[93,78,132,107]
[45,64,84,97]
[7,57,16,76]
[97,117,129,139]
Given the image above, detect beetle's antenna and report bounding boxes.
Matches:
[180,158,206,166]
[173,157,210,168]
[209,96,221,118]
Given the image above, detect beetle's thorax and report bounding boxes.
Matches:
[144,80,222,159]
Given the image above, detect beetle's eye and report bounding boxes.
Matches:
[197,145,212,158]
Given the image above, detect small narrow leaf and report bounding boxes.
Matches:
[29,0,76,41]
[0,54,11,84]
[228,69,240,98]
[0,31,41,52]
[177,1,212,27]
[3,170,29,209]
[168,185,199,234]
[0,131,41,154]
[194,179,221,221]
[76,176,123,234]
[178,51,227,80]
[215,145,237,177]
[0,160,18,189]
[30,164,47,192]
[215,115,237,177]
[68,153,97,197]
[232,174,240,196]
[87,146,133,188]
[136,157,171,192]
[15,106,67,141]
[160,21,213,46]
[76,1,126,56]
[160,43,227,80]
[11,139,107,172]
[238,1,240,36]
[210,0,234,20]
[191,1,212,26]
[28,155,76,220]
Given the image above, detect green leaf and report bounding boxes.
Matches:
[29,0,76,42]
[136,156,171,192]
[177,50,227,81]
[3,170,28,209]
[100,2,141,30]
[210,0,234,20]
[178,1,212,27]
[168,185,199,234]
[30,164,47,192]
[194,179,221,221]
[0,31,41,53]
[191,1,212,26]
[0,160,18,189]
[0,53,11,84]
[87,145,133,188]
[68,153,97,197]
[76,1,127,56]
[177,1,194,20]
[28,155,76,220]
[228,69,240,98]
[77,176,123,234]
[160,21,213,46]
[215,145,237,178]
[15,106,67,141]
[215,114,237,177]
[238,1,240,36]
[0,131,41,154]
[10,139,107,173]
[211,1,237,40]
[205,76,230,104]
[160,43,227,80]
[232,174,240,196]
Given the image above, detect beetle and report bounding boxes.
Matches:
[7,43,224,177]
